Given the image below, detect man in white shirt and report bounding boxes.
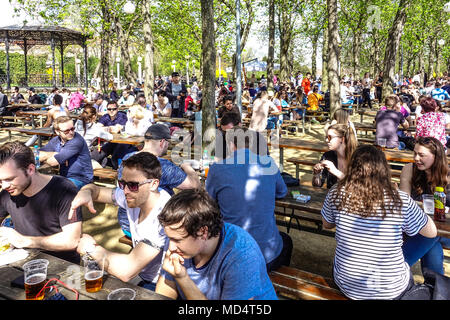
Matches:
[70,152,170,291]
[118,90,136,106]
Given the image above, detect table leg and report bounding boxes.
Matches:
[31,115,35,129]
[279,146,284,172]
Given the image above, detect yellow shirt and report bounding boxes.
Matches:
[307,92,323,111]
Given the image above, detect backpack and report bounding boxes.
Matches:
[37,93,47,104]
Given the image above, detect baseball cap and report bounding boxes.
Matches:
[144,124,171,140]
[172,72,180,77]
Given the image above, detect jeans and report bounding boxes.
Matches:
[117,206,131,238]
[402,234,448,275]
[68,178,89,191]
[266,232,293,272]
[138,279,156,291]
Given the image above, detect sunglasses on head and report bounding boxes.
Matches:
[59,127,75,134]
[107,107,118,111]
[118,179,154,192]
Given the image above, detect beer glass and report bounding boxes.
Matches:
[23,259,49,300]
[83,254,105,293]
[423,194,435,215]
[107,288,136,300]
[377,138,387,150]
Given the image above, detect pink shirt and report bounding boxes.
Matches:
[416,112,447,147]
[68,92,85,111]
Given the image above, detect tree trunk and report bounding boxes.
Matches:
[200,0,216,150]
[142,0,155,102]
[327,0,340,116]
[279,3,293,82]
[352,30,362,79]
[100,1,111,93]
[427,39,435,78]
[382,0,410,100]
[267,0,275,90]
[115,16,138,85]
[311,34,318,80]
[419,52,424,86]
[322,28,328,92]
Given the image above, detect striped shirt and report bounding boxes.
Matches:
[321,188,428,300]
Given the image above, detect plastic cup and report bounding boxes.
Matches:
[377,138,387,149]
[423,194,435,215]
[83,255,105,293]
[107,288,136,300]
[23,259,49,300]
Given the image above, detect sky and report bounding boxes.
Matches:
[0,1,29,27]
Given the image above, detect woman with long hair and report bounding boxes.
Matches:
[74,106,113,148]
[400,136,450,275]
[321,144,437,299]
[324,108,357,140]
[312,123,357,188]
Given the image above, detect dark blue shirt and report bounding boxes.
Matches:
[98,111,128,127]
[40,132,93,184]
[206,148,287,264]
[119,152,187,195]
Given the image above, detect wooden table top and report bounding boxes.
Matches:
[269,137,417,163]
[16,110,78,118]
[0,249,170,300]
[276,185,450,237]
[109,133,145,145]
[1,126,54,137]
[7,104,49,110]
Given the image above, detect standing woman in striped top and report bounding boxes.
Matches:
[321,145,437,299]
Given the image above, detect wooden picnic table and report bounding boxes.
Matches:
[15,110,78,129]
[7,103,49,111]
[0,249,170,300]
[267,137,429,171]
[156,116,193,126]
[2,127,54,147]
[354,122,450,135]
[108,133,145,145]
[275,185,450,238]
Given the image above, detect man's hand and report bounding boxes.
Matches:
[162,249,187,279]
[76,234,97,255]
[69,189,96,220]
[0,227,31,248]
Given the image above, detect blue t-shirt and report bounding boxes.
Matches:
[40,132,93,184]
[161,222,277,300]
[119,151,187,195]
[431,88,450,101]
[206,148,287,264]
[98,111,128,127]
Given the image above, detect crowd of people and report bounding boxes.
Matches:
[0,68,449,300]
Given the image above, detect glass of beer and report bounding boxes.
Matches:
[83,254,105,293]
[23,259,49,300]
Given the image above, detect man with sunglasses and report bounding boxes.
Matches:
[39,116,93,190]
[91,100,136,169]
[69,152,171,291]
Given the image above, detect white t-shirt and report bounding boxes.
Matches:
[113,188,171,283]
[74,120,113,147]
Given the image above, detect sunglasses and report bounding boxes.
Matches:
[59,127,75,134]
[326,135,341,141]
[107,108,118,111]
[118,179,155,192]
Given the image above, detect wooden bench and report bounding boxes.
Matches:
[269,266,347,300]
[119,235,133,247]
[286,158,402,180]
[93,168,117,180]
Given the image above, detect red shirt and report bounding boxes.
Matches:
[302,78,311,96]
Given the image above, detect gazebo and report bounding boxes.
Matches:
[0,25,90,91]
